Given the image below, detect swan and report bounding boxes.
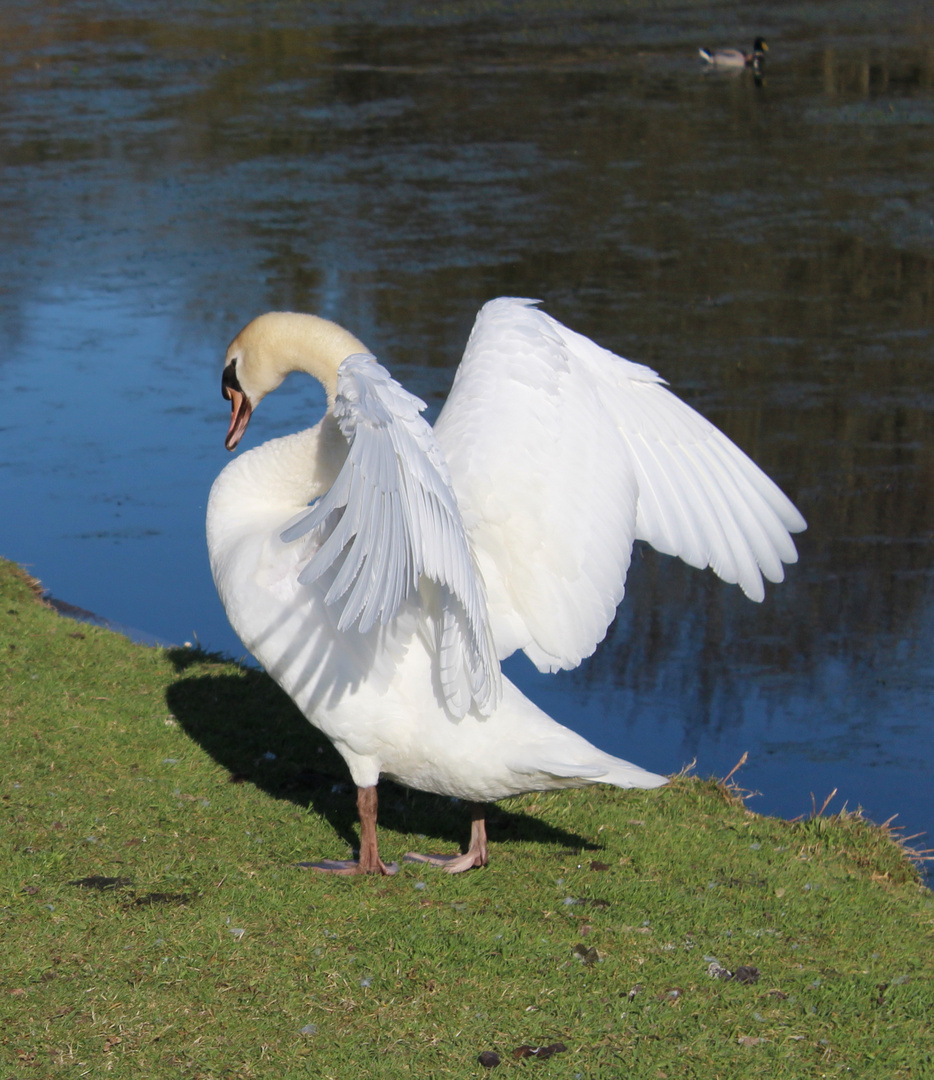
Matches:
[206,298,805,874]
[699,37,768,68]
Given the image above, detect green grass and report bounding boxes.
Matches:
[1,556,932,1078]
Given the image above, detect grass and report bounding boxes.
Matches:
[1,556,932,1078]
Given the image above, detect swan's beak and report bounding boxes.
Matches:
[222,364,253,451]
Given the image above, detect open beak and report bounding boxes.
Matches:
[222,364,253,451]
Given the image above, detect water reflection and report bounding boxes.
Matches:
[1,1,933,864]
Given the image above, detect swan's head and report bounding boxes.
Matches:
[221,311,369,451]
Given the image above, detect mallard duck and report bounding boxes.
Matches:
[206,298,805,874]
[699,37,768,68]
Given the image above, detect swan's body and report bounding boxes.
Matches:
[699,37,768,68]
[207,298,805,873]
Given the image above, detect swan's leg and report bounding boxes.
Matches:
[299,785,399,876]
[404,802,489,873]
[355,785,396,873]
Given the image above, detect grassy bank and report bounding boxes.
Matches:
[1,557,931,1077]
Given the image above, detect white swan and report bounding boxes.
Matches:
[206,298,805,874]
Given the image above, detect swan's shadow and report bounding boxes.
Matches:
[164,648,598,860]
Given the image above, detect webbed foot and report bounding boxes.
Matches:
[403,803,489,874]
[298,858,399,876]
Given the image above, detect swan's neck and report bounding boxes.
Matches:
[257,313,369,404]
[211,414,347,514]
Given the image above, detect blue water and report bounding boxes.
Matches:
[2,0,933,869]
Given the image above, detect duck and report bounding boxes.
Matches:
[206,297,806,875]
[699,37,768,68]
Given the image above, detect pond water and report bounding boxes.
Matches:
[2,0,933,867]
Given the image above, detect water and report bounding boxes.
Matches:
[2,1,933,862]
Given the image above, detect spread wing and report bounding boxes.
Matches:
[280,353,500,718]
[433,298,806,673]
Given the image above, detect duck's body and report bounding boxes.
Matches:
[699,37,768,68]
[207,298,805,874]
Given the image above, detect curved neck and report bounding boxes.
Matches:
[260,313,370,403]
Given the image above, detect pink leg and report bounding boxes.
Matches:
[404,802,489,873]
[299,785,398,876]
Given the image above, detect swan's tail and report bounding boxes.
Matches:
[539,752,668,790]
[505,732,668,791]
[599,758,668,789]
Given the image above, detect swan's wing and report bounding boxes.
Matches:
[281,353,500,718]
[433,298,806,673]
